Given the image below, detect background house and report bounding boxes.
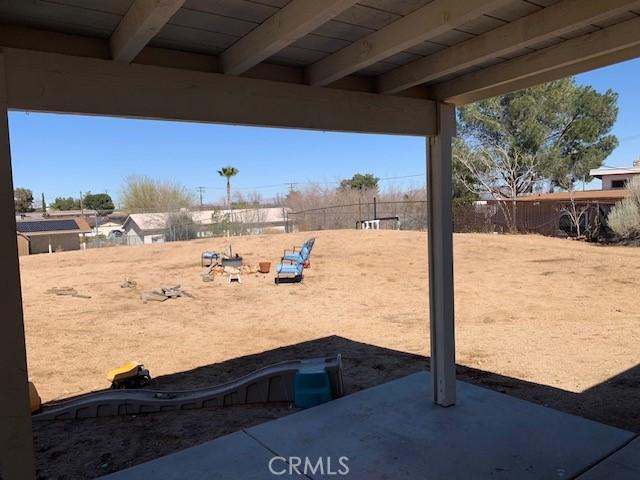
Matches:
[16,233,29,256]
[16,218,92,254]
[590,162,640,189]
[85,219,125,237]
[122,207,291,245]
[46,209,98,218]
[122,213,168,245]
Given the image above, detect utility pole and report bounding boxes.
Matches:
[197,186,206,210]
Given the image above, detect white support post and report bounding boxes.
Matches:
[0,52,35,479]
[427,102,456,407]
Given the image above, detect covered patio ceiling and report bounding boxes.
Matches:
[1,1,640,479]
[0,0,638,120]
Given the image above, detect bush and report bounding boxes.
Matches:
[607,177,640,240]
[165,211,197,242]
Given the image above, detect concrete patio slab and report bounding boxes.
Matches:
[248,372,634,479]
[101,430,304,480]
[104,372,635,479]
[577,437,640,480]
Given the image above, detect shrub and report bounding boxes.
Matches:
[165,211,197,242]
[607,177,640,240]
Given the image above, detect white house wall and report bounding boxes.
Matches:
[28,233,81,254]
[600,173,639,190]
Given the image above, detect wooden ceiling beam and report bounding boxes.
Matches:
[221,0,358,75]
[110,0,185,63]
[305,0,510,87]
[428,16,640,104]
[379,0,640,94]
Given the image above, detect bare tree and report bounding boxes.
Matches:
[455,145,540,232]
[559,188,590,237]
[120,175,193,212]
[165,211,197,242]
[553,162,591,237]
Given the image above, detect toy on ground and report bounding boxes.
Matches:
[29,381,41,413]
[294,368,332,409]
[107,361,151,389]
[33,356,343,421]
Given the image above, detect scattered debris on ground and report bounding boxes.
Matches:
[141,285,193,303]
[120,278,137,289]
[203,264,260,276]
[45,287,91,299]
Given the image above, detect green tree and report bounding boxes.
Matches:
[458,77,619,192]
[83,192,115,212]
[452,139,480,206]
[50,196,81,210]
[217,166,239,209]
[41,193,46,213]
[339,173,379,192]
[120,175,193,211]
[14,188,34,212]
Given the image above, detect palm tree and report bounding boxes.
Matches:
[218,166,239,210]
[218,166,239,239]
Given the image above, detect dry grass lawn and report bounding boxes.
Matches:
[20,230,640,478]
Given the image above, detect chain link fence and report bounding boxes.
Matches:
[288,200,496,233]
[82,206,292,249]
[287,200,604,237]
[76,200,611,250]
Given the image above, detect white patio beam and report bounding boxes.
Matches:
[0,52,35,480]
[221,0,359,75]
[427,102,457,407]
[0,23,432,99]
[305,0,510,87]
[110,0,185,63]
[379,0,640,94]
[429,15,640,105]
[2,48,437,136]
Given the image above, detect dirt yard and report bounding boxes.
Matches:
[20,231,640,479]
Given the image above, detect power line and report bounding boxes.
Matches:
[197,173,426,192]
[196,186,206,209]
[618,133,640,143]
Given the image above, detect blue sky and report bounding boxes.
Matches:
[8,58,640,205]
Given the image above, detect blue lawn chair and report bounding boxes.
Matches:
[275,261,304,284]
[282,238,315,264]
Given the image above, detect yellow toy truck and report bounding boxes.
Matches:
[29,381,41,413]
[106,362,151,389]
